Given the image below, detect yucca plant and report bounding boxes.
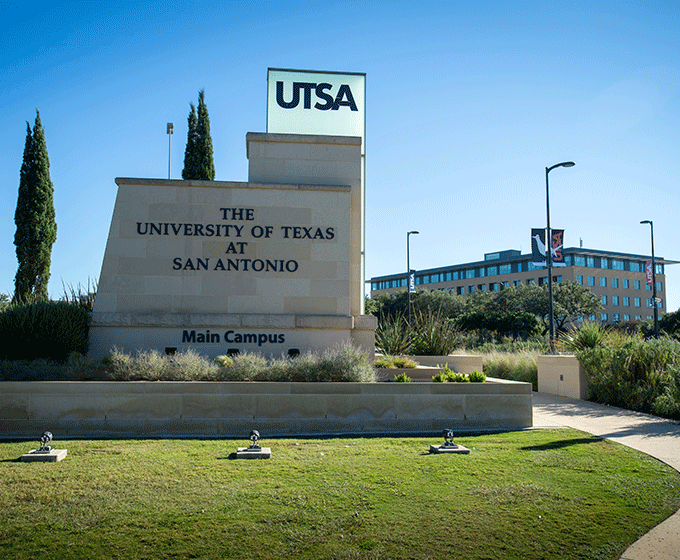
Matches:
[410,307,462,356]
[375,314,412,355]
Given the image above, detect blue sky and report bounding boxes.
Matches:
[1,0,679,311]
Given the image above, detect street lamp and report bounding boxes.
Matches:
[166,123,174,179]
[407,231,419,329]
[640,220,659,338]
[546,161,575,353]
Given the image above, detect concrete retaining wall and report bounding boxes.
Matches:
[537,355,589,399]
[0,379,532,438]
[409,355,484,372]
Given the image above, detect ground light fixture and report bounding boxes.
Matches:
[640,220,659,337]
[21,431,68,462]
[429,428,470,454]
[546,161,575,353]
[236,429,271,459]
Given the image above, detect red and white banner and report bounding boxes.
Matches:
[646,260,654,286]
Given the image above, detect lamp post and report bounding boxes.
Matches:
[166,123,174,179]
[407,231,419,329]
[546,161,575,353]
[640,220,659,338]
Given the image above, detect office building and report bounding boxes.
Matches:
[369,247,674,324]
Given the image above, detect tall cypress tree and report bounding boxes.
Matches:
[181,102,198,179]
[195,89,215,180]
[13,110,57,302]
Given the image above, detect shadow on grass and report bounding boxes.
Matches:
[521,436,601,451]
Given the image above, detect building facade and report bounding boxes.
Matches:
[369,248,672,325]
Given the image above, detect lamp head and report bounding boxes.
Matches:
[408,230,419,235]
[640,220,652,225]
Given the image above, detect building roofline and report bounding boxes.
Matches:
[368,247,677,283]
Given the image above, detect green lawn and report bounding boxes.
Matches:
[1,430,679,559]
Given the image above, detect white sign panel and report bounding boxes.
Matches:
[267,68,365,154]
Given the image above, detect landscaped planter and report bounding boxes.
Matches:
[0,379,532,438]
[537,355,589,399]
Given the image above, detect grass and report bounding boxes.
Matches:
[483,349,539,390]
[2,430,679,559]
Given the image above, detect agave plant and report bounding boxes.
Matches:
[375,314,411,355]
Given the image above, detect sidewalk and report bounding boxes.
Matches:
[532,392,680,560]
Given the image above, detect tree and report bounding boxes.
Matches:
[195,89,215,180]
[13,110,57,302]
[182,90,215,180]
[181,102,198,179]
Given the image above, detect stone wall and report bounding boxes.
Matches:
[0,380,532,438]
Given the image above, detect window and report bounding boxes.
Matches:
[468,285,475,293]
[655,263,664,274]
[588,276,595,286]
[612,278,619,288]
[612,296,619,306]
[517,262,523,272]
[601,313,608,322]
[576,275,583,285]
[565,255,573,266]
[624,314,630,321]
[630,262,641,272]
[513,280,522,287]
[589,314,596,322]
[465,269,475,279]
[452,271,459,280]
[646,298,653,307]
[601,295,607,305]
[613,313,620,323]
[555,276,563,283]
[487,266,497,276]
[423,275,430,284]
[538,277,547,286]
[587,257,595,268]
[634,279,641,290]
[502,281,509,288]
[623,278,629,289]
[600,257,608,269]
[656,281,663,292]
[457,286,464,295]
[635,314,641,320]
[646,283,652,291]
[623,296,630,306]
[490,282,499,292]
[575,256,586,266]
[500,264,511,275]
[528,279,536,285]
[634,297,641,307]
[612,260,624,270]
[600,277,607,287]
[478,284,486,292]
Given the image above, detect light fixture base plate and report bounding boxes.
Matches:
[429,444,470,454]
[236,447,271,459]
[21,449,68,462]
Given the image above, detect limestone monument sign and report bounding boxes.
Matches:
[90,130,375,358]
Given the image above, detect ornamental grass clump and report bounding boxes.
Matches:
[482,349,538,390]
[375,355,418,369]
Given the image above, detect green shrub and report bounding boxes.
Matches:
[577,335,680,417]
[393,372,411,382]
[0,301,89,362]
[468,369,486,383]
[214,355,234,368]
[101,343,376,383]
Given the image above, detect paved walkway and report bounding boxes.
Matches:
[532,392,680,560]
